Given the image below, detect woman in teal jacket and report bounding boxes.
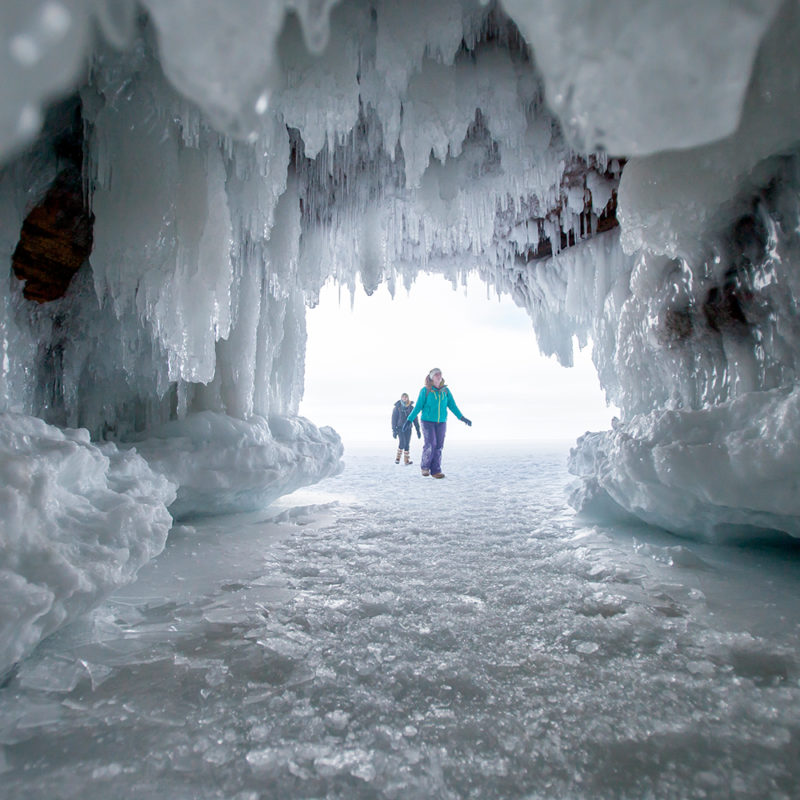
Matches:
[403,367,472,478]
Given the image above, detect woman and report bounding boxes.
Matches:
[403,368,471,478]
[391,392,421,464]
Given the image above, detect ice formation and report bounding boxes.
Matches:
[0,412,175,673]
[1,0,800,666]
[132,411,344,520]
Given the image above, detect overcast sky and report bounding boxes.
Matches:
[299,273,618,446]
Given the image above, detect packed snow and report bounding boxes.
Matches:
[0,408,341,671]
[2,0,800,755]
[1,446,798,799]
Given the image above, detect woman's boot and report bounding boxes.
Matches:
[395,448,402,464]
[404,451,412,465]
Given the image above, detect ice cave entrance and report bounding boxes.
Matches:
[300,273,617,446]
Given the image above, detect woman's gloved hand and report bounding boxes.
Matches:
[461,416,472,426]
[402,420,412,433]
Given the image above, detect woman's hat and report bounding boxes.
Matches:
[429,367,442,379]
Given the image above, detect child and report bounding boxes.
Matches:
[392,392,421,464]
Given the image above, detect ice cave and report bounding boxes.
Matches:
[1,1,800,797]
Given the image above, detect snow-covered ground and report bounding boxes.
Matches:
[1,443,799,799]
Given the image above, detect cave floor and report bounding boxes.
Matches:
[2,443,799,799]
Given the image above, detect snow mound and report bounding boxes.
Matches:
[0,412,176,676]
[132,411,344,519]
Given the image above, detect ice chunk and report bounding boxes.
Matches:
[246,746,292,776]
[16,654,84,692]
[0,413,175,674]
[569,386,800,540]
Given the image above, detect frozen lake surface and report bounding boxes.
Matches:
[1,443,799,799]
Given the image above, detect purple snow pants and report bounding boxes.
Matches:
[421,420,447,474]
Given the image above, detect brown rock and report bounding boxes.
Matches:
[12,167,94,303]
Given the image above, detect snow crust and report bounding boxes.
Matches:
[0,412,175,676]
[3,0,800,667]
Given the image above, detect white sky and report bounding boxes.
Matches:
[299,272,619,445]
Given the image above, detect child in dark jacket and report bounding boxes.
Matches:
[392,393,421,464]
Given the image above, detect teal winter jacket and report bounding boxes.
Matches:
[406,384,464,424]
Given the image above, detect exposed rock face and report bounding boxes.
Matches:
[11,97,92,304]
[12,166,94,303]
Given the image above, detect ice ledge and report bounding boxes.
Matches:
[130,411,344,520]
[568,386,800,542]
